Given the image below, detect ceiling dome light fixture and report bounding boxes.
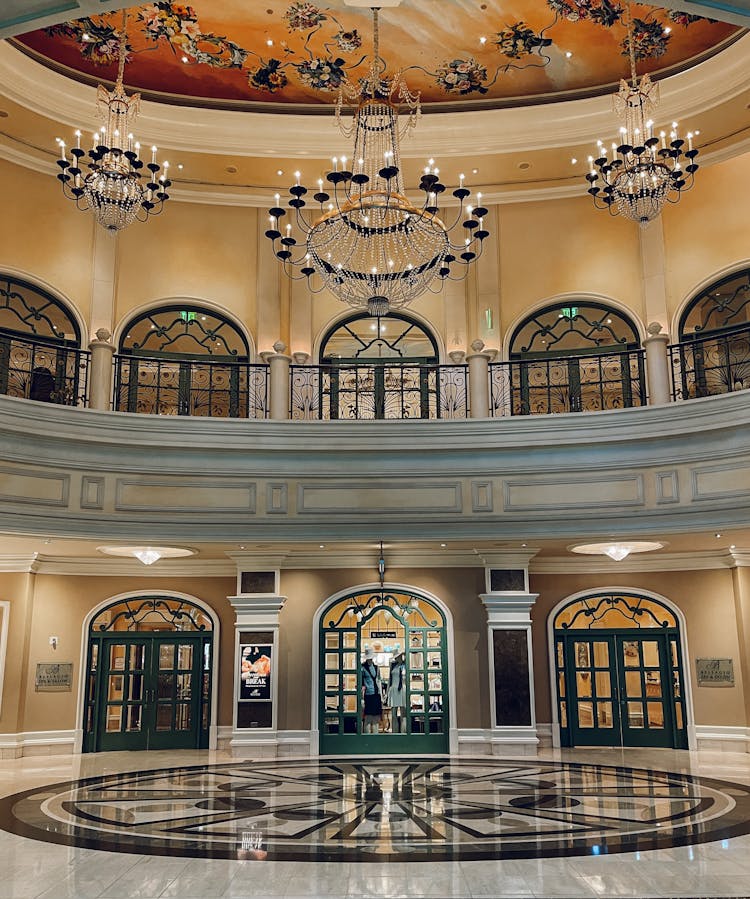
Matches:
[55,10,171,233]
[97,545,195,566]
[570,540,665,562]
[265,8,488,317]
[585,2,698,227]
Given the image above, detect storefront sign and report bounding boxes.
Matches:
[240,644,272,700]
[35,663,73,692]
[370,631,397,639]
[696,657,734,686]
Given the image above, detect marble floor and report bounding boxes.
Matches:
[0,747,749,898]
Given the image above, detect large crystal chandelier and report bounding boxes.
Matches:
[585,3,699,227]
[265,9,489,317]
[56,11,171,233]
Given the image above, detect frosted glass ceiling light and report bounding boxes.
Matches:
[265,8,488,316]
[98,545,195,565]
[570,541,665,561]
[133,548,162,566]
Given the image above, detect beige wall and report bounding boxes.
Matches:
[529,570,748,729]
[0,565,749,738]
[3,152,750,358]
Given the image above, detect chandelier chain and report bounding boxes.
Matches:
[624,1,638,89]
[116,9,127,91]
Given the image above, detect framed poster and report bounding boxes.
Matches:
[239,643,273,701]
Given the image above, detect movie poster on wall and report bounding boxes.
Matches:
[240,643,272,701]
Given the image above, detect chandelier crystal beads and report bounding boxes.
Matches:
[265,10,488,316]
[585,5,698,227]
[56,12,171,233]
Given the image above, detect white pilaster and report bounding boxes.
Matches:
[228,592,286,756]
[481,590,539,756]
[90,225,117,337]
[639,215,669,333]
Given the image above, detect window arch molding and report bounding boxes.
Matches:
[0,266,85,347]
[309,581,458,754]
[313,307,445,364]
[503,294,645,360]
[676,261,750,341]
[75,589,221,753]
[545,586,695,751]
[114,297,255,360]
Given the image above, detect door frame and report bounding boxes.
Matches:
[546,587,696,750]
[310,582,458,755]
[75,590,221,753]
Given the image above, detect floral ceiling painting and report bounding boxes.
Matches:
[16,1,738,109]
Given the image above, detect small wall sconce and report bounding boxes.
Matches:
[49,636,58,650]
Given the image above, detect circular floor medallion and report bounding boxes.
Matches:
[2,757,750,862]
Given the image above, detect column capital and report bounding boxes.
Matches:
[481,592,539,625]
[642,321,670,348]
[228,594,287,628]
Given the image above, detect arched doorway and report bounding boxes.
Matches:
[318,586,450,754]
[507,300,645,413]
[676,268,750,398]
[316,311,443,419]
[82,595,214,752]
[115,303,264,417]
[0,274,85,405]
[550,591,688,749]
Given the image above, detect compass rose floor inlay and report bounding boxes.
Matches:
[2,757,750,863]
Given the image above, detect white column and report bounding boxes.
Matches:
[90,225,117,336]
[268,340,291,420]
[481,591,540,756]
[87,328,115,411]
[228,593,287,757]
[643,322,672,406]
[467,338,492,418]
[639,216,669,333]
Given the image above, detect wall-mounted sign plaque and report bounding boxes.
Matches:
[35,663,73,691]
[696,658,734,686]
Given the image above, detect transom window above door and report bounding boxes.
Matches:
[120,305,249,359]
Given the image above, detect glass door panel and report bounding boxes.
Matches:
[615,635,674,748]
[568,637,621,746]
[148,637,202,749]
[98,640,149,751]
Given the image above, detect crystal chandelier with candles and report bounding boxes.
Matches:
[265,9,489,317]
[55,11,171,233]
[585,3,699,227]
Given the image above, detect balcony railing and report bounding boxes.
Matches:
[113,355,268,418]
[290,363,469,421]
[0,331,89,406]
[669,326,750,400]
[489,349,647,416]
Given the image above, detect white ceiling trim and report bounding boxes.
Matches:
[0,34,748,158]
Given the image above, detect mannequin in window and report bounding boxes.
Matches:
[361,647,382,734]
[388,647,407,734]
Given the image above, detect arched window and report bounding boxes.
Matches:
[503,302,644,414]
[509,301,640,359]
[119,305,248,358]
[675,270,750,398]
[679,269,750,340]
[0,275,84,405]
[551,591,687,750]
[319,311,438,363]
[115,304,266,418]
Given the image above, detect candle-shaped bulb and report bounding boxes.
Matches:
[459,173,465,187]
[151,146,157,164]
[275,192,280,204]
[687,132,694,151]
[341,155,347,168]
[294,170,301,184]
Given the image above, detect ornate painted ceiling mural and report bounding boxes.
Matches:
[15,1,738,109]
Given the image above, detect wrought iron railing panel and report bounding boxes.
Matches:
[113,355,268,418]
[290,364,468,421]
[490,350,646,416]
[670,328,750,400]
[0,332,89,406]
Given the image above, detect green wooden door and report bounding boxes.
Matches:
[564,632,683,749]
[94,635,206,752]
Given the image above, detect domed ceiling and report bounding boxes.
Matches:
[14,0,738,110]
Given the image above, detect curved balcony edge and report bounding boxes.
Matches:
[0,392,749,543]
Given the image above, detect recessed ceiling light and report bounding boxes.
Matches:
[319,544,325,549]
[518,161,531,170]
[277,169,283,176]
[226,165,238,174]
[730,544,736,549]
[239,545,246,549]
[472,168,479,174]
[440,543,447,548]
[521,543,527,547]
[181,56,189,63]
[716,533,722,538]
[565,51,572,58]
[571,157,577,164]
[177,164,183,171]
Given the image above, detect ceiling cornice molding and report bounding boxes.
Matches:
[26,557,236,577]
[0,35,748,158]
[0,554,39,573]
